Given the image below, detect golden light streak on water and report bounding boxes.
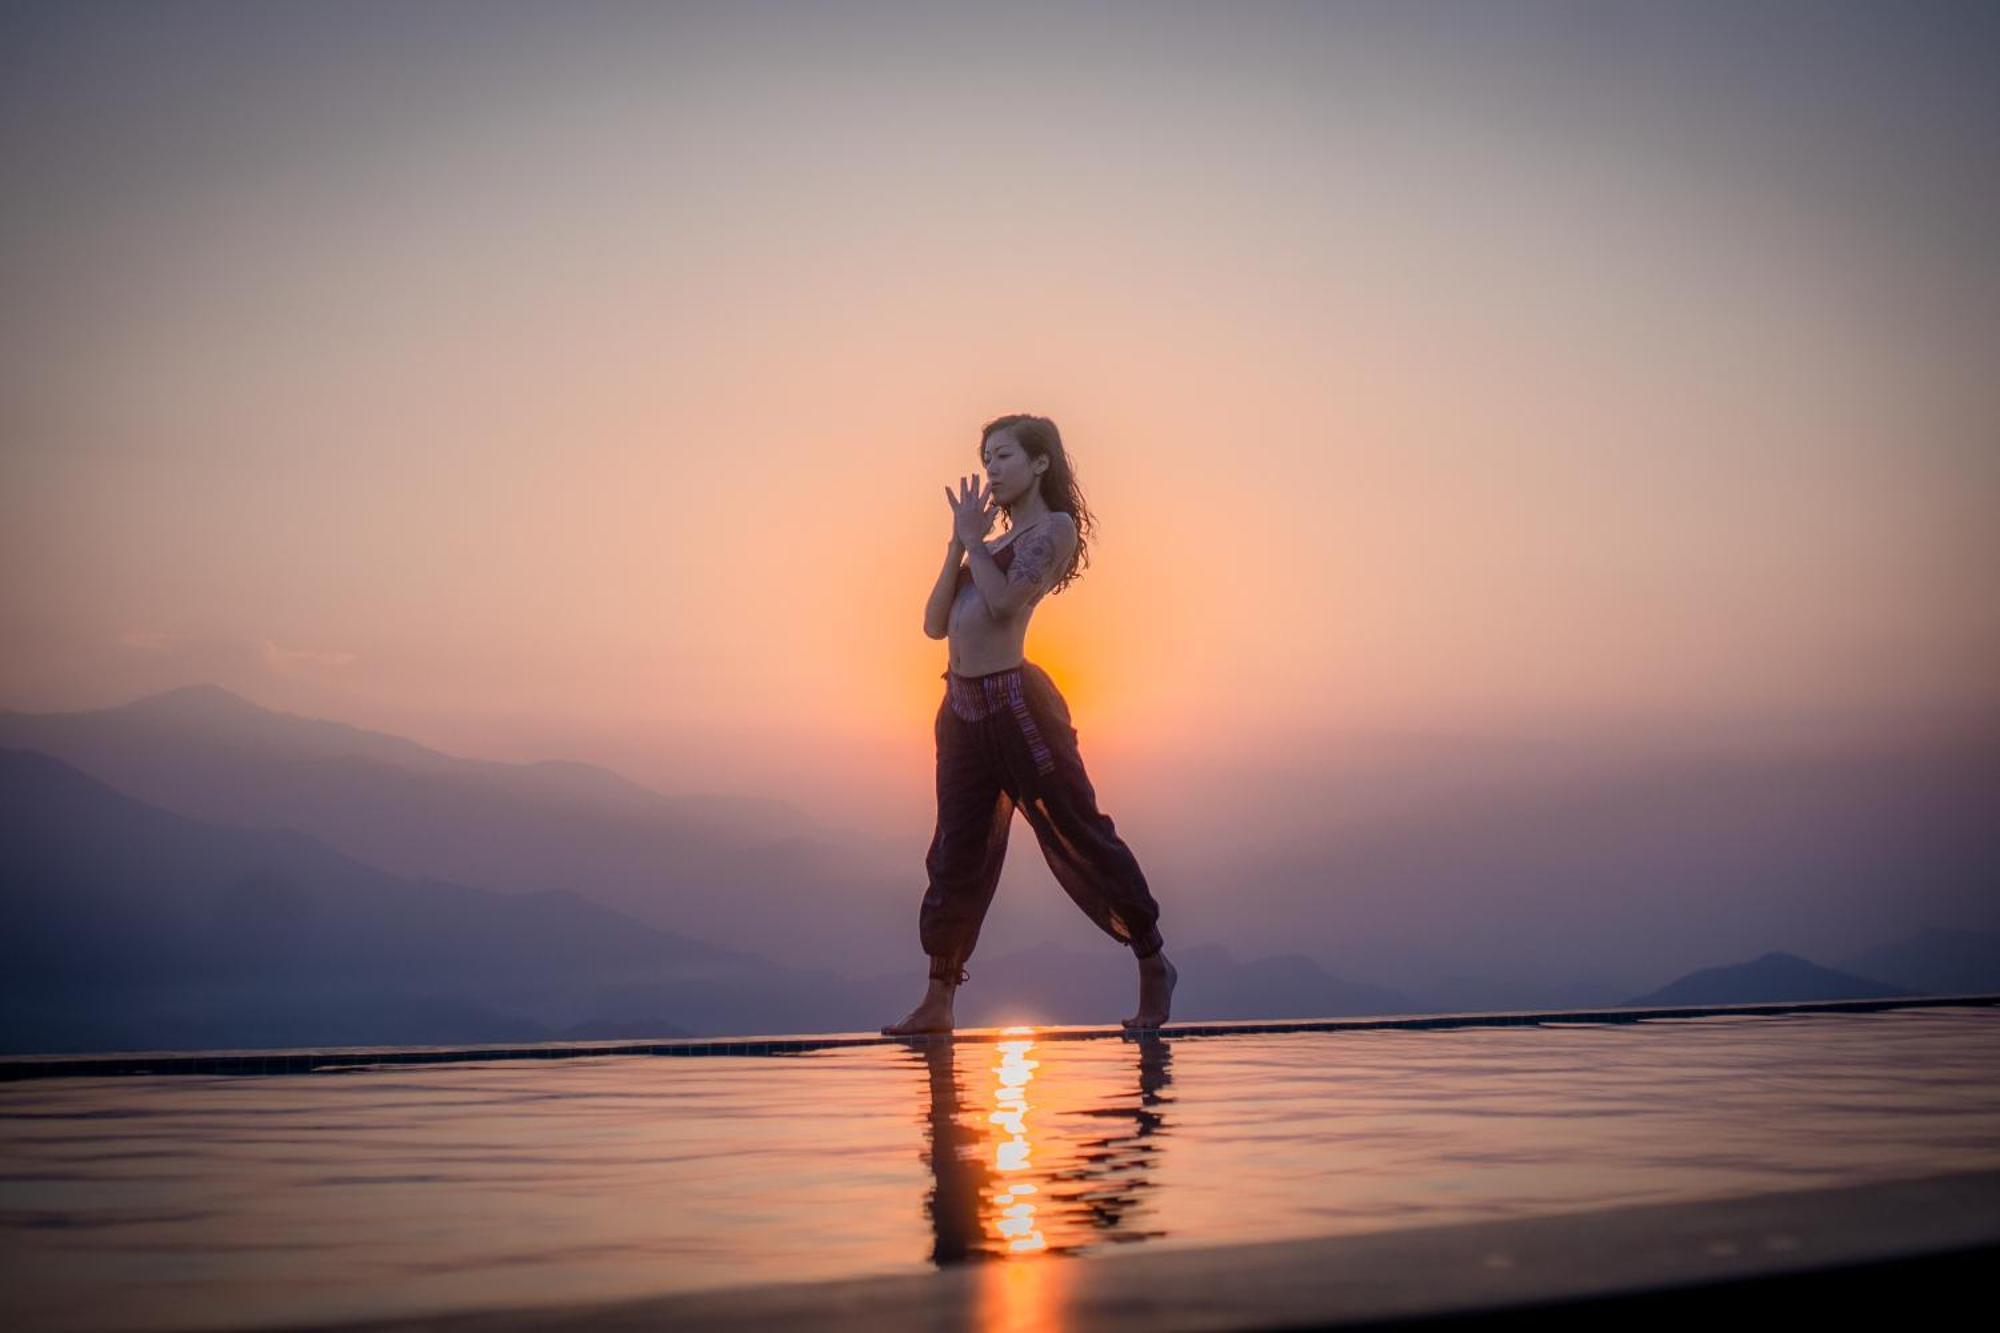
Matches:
[987,1036,1047,1255]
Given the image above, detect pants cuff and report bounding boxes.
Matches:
[1131,928,1165,960]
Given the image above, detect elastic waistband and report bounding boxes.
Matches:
[941,661,1031,682]
[941,662,1036,723]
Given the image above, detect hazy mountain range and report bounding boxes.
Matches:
[1,685,1995,1055]
[0,683,914,970]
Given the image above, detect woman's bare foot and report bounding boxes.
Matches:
[880,977,957,1036]
[1122,951,1177,1029]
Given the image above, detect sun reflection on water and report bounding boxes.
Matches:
[916,1024,1176,1278]
[988,1034,1046,1255]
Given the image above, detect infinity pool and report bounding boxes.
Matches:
[5,1006,1999,1333]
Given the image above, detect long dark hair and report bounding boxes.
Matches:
[979,412,1095,596]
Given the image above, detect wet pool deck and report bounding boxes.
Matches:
[217,1165,2000,1332]
[4,990,1996,1080]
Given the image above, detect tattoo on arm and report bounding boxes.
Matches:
[1008,531,1058,593]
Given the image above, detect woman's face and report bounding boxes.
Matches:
[981,430,1044,507]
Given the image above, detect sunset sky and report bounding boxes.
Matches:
[5,0,1996,835]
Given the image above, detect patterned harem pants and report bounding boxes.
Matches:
[919,660,1165,984]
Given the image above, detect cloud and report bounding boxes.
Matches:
[116,630,185,653]
[259,639,359,677]
[112,630,356,679]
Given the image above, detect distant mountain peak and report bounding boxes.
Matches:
[56,683,452,770]
[1623,947,1915,1007]
[119,682,267,717]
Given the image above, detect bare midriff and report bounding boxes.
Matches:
[945,525,1042,676]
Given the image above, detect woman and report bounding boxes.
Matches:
[881,413,1177,1036]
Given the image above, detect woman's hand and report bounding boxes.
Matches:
[946,474,997,549]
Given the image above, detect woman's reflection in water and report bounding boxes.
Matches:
[912,1032,1175,1267]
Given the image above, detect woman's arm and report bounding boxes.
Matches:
[961,539,1010,620]
[922,539,965,640]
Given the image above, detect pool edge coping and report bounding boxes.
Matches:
[4,991,1997,1080]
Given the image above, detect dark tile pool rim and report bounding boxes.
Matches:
[4,991,1996,1080]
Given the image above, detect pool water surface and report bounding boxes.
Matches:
[4,1007,1998,1333]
